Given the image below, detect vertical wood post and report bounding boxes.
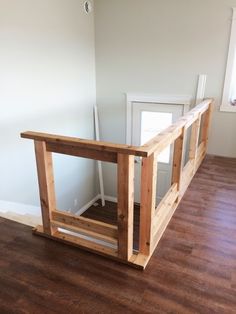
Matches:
[117,154,134,260]
[172,128,185,191]
[201,101,214,146]
[189,115,201,170]
[34,141,57,235]
[139,153,158,256]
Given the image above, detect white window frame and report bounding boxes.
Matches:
[221,8,236,113]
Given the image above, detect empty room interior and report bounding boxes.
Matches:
[0,0,236,313]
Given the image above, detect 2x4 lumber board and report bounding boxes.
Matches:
[172,128,186,190]
[190,99,211,115]
[33,225,147,270]
[151,150,207,256]
[142,122,184,156]
[189,115,201,163]
[21,131,149,157]
[200,101,214,145]
[195,142,207,171]
[128,253,151,270]
[197,141,206,158]
[34,225,117,257]
[178,102,207,130]
[152,184,178,236]
[117,154,134,260]
[139,153,158,256]
[151,200,179,256]
[34,141,56,235]
[179,160,195,198]
[51,210,118,239]
[180,113,199,130]
[151,144,207,256]
[51,220,118,245]
[180,100,209,130]
[142,99,213,156]
[46,142,117,163]
[181,142,205,198]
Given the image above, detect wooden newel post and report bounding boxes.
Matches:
[139,153,158,256]
[34,141,57,235]
[201,101,214,146]
[172,127,186,192]
[189,114,201,171]
[117,154,134,260]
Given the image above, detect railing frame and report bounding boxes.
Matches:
[21,99,214,270]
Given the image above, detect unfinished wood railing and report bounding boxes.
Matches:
[21,99,213,269]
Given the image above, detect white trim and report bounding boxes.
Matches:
[103,194,117,203]
[0,195,117,222]
[75,194,117,216]
[75,194,100,216]
[126,93,192,145]
[0,200,41,216]
[196,75,207,105]
[126,93,192,105]
[219,105,236,112]
[94,105,105,207]
[94,194,118,204]
[221,8,236,112]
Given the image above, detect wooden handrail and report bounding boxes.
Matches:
[142,99,213,155]
[21,99,213,159]
[21,131,149,157]
[21,98,214,270]
[138,98,214,259]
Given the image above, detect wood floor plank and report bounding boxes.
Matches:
[0,155,235,313]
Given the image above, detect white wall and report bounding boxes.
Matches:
[1,0,236,212]
[0,0,97,214]
[94,0,236,197]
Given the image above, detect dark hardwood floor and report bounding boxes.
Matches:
[0,155,236,313]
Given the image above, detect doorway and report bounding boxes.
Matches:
[131,102,184,204]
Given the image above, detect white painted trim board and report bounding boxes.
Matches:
[126,93,192,145]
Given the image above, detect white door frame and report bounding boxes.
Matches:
[130,102,186,203]
[126,93,192,145]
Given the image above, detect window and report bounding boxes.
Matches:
[221,8,236,112]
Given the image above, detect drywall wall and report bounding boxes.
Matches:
[94,0,236,197]
[0,0,96,214]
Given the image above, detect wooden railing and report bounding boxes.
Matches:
[21,98,214,269]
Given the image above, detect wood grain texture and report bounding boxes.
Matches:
[139,153,158,255]
[22,100,213,269]
[142,99,213,155]
[0,155,235,313]
[34,141,56,235]
[200,101,214,146]
[21,131,149,157]
[117,154,135,260]
[189,115,201,162]
[172,128,185,190]
[21,99,213,159]
[51,210,118,239]
[46,142,118,163]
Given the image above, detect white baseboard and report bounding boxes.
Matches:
[0,200,41,216]
[75,194,118,216]
[75,195,101,216]
[103,194,117,203]
[0,194,118,219]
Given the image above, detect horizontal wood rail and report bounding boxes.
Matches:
[21,98,214,270]
[21,131,149,158]
[51,210,118,239]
